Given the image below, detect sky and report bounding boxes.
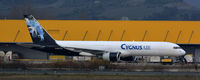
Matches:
[184,0,200,8]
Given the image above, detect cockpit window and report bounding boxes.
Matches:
[173,47,182,49]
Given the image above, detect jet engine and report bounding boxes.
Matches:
[102,52,121,62]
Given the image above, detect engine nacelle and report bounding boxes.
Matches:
[102,52,121,62]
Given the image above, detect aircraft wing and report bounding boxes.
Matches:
[64,47,106,55]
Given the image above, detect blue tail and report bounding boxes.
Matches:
[24,15,57,46]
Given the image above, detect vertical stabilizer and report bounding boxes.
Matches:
[24,15,57,46]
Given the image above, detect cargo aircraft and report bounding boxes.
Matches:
[23,15,185,61]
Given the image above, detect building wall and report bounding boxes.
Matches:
[0,20,200,44]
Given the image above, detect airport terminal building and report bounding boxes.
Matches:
[0,20,200,63]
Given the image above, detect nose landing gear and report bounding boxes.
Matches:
[179,56,187,64]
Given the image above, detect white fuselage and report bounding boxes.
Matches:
[56,41,185,57]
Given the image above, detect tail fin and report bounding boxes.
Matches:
[24,15,57,46]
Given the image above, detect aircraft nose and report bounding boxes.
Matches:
[179,49,186,56]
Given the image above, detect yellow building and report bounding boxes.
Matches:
[0,20,200,44]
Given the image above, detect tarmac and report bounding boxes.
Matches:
[0,69,200,76]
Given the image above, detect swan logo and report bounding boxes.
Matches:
[121,44,151,50]
[26,18,44,41]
